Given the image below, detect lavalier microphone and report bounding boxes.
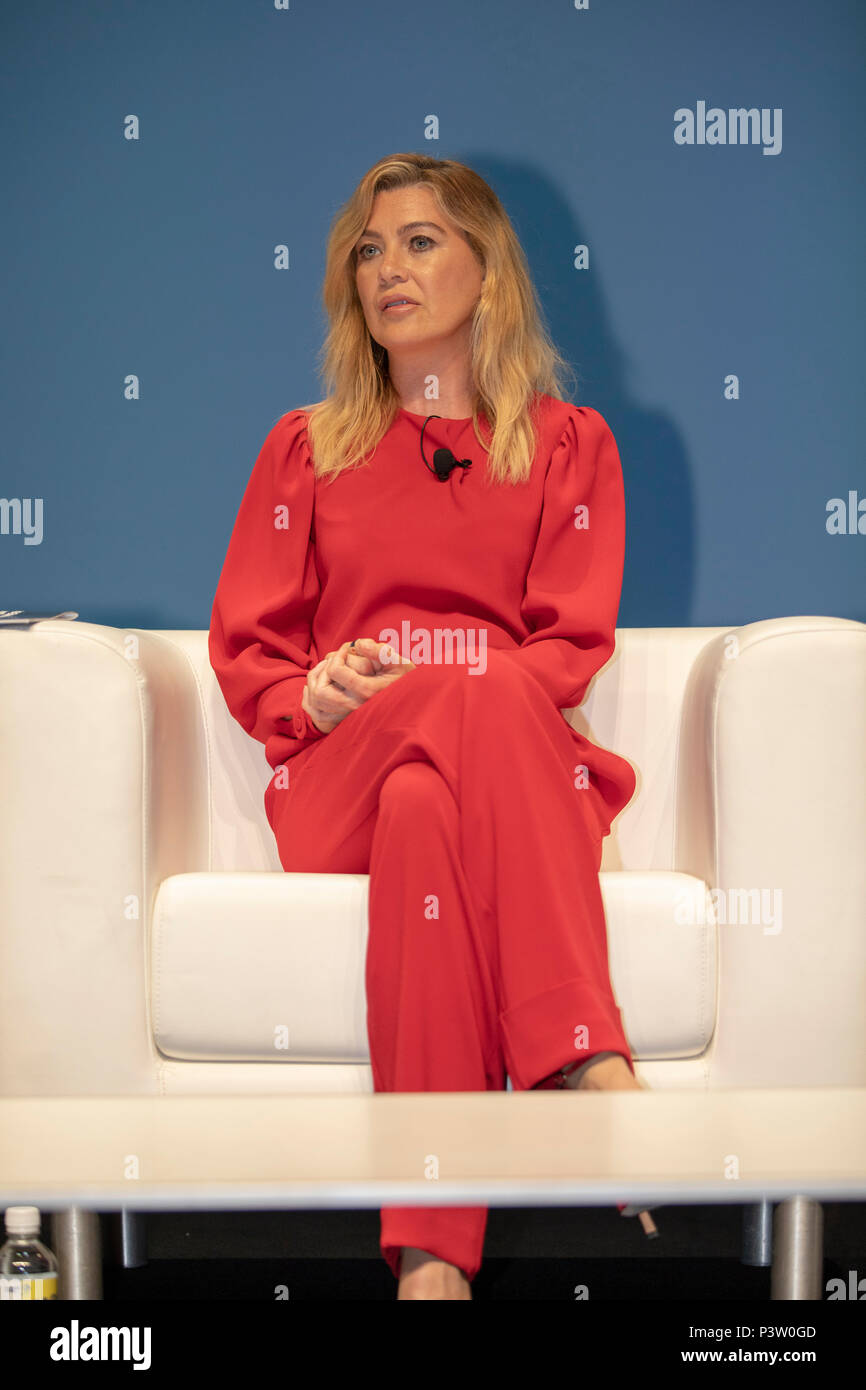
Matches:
[419,416,473,483]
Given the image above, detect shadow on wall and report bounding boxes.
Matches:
[470,152,695,628]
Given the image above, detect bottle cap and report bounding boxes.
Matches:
[4,1206,41,1234]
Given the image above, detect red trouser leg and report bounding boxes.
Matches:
[369,760,503,1280]
[267,648,637,1283]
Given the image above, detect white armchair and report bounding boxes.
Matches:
[2,614,864,1100]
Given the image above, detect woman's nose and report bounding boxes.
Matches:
[378,248,409,281]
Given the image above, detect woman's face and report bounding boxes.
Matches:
[354,185,485,358]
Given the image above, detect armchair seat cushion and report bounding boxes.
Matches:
[152,870,716,1065]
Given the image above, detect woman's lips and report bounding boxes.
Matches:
[381,301,419,314]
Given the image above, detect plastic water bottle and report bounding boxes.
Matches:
[0,1206,58,1300]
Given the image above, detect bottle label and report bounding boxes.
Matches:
[0,1273,57,1300]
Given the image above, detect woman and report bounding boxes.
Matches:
[209,152,651,1300]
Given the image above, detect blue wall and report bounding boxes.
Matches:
[2,0,863,628]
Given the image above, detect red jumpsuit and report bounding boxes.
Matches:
[208,394,638,1284]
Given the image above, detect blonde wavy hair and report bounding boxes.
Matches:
[295,152,578,486]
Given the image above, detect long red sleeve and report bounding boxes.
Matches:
[208,411,328,763]
[497,406,626,710]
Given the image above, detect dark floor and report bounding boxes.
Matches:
[97,1201,866,1300]
[105,1255,780,1300]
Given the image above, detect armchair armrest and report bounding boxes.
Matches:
[0,620,209,1094]
[676,616,866,1087]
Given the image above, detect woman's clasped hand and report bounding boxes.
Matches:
[301,637,417,733]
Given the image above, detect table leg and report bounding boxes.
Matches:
[770,1195,824,1300]
[742,1198,773,1266]
[105,1209,148,1269]
[49,1208,103,1300]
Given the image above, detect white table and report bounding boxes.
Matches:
[2,1089,863,1299]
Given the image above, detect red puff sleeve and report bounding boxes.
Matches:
[501,405,627,711]
[208,410,328,760]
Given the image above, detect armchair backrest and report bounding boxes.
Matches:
[156,626,730,874]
